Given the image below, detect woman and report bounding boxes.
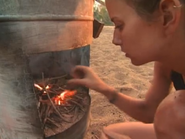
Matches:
[68,0,185,139]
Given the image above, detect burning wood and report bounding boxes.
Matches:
[33,74,89,138]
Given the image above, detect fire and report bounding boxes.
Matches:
[34,84,43,91]
[34,84,50,94]
[34,83,76,105]
[54,90,77,105]
[46,85,50,89]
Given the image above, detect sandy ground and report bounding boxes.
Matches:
[84,26,154,139]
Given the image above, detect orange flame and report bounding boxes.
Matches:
[46,85,50,90]
[54,90,77,105]
[34,83,76,105]
[34,84,51,94]
[34,84,43,91]
[44,85,50,93]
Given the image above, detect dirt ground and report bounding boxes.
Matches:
[84,26,154,139]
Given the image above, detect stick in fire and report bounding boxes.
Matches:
[33,73,87,138]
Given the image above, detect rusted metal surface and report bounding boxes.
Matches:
[0,44,91,139]
[47,94,91,139]
[0,0,93,53]
[28,46,91,139]
[28,46,90,79]
[0,0,93,138]
[0,45,43,139]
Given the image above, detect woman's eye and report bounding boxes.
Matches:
[115,24,123,31]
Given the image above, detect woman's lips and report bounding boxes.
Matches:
[120,47,129,57]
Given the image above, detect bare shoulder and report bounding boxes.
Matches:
[157,90,185,109]
[173,90,185,105]
[154,90,185,138]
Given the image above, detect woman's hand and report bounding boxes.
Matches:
[67,66,110,93]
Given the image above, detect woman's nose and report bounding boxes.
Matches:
[112,36,122,45]
[112,31,122,45]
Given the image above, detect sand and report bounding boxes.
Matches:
[84,26,154,139]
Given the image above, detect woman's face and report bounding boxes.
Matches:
[106,0,167,66]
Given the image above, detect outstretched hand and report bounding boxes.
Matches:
[67,66,109,93]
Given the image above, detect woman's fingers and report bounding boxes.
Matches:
[68,65,108,92]
[70,66,89,79]
[67,78,88,89]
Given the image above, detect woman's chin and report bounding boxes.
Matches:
[130,58,147,66]
[124,53,151,66]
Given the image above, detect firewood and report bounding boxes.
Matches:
[33,73,88,137]
[46,118,61,128]
[69,99,84,110]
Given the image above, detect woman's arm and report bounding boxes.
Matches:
[67,62,172,123]
[100,62,172,123]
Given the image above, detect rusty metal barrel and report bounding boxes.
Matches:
[0,1,93,139]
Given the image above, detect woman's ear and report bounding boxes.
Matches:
[159,0,182,34]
